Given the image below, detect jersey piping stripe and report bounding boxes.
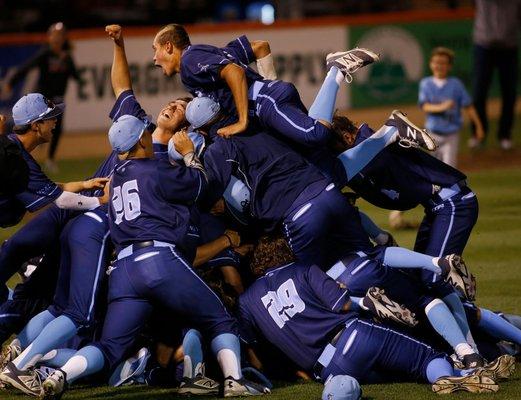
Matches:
[331,291,349,311]
[256,93,316,132]
[112,94,135,120]
[434,198,456,282]
[25,185,60,210]
[87,230,110,322]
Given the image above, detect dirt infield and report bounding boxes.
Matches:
[32,98,520,172]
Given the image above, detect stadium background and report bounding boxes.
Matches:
[0,1,520,399]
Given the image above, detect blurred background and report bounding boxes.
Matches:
[0,0,468,32]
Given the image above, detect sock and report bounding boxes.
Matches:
[256,54,277,80]
[308,66,342,123]
[211,333,242,380]
[455,343,475,359]
[182,329,204,378]
[338,125,398,180]
[442,292,478,351]
[61,345,105,384]
[425,299,467,350]
[478,308,521,345]
[17,310,56,348]
[426,358,454,383]
[358,211,385,240]
[39,348,77,368]
[13,315,77,370]
[383,247,441,274]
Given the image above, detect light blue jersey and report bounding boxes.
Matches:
[418,77,471,135]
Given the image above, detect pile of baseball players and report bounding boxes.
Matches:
[0,24,519,400]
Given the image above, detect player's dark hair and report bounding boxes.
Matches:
[12,124,31,135]
[176,96,193,103]
[250,232,295,276]
[430,47,455,64]
[329,114,358,152]
[157,24,191,49]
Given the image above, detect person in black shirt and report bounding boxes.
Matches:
[2,22,80,172]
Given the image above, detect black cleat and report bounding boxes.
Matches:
[363,287,418,327]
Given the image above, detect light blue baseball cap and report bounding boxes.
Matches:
[185,97,221,129]
[12,93,65,127]
[167,130,206,161]
[108,114,150,153]
[322,375,362,400]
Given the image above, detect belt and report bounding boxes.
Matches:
[117,240,175,260]
[312,320,355,380]
[432,180,467,203]
[248,81,265,101]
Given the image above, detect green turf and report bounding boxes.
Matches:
[1,163,521,399]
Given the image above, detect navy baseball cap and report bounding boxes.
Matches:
[108,115,151,153]
[185,97,221,129]
[167,130,206,162]
[322,375,362,400]
[12,93,65,127]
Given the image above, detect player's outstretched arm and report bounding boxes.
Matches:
[105,24,132,98]
[217,64,249,138]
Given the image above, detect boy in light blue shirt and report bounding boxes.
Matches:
[419,47,484,167]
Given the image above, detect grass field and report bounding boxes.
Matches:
[1,153,521,399]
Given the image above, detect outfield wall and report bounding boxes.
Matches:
[1,8,518,134]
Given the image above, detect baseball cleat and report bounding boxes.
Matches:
[40,369,66,400]
[432,374,498,394]
[474,354,516,381]
[0,342,22,371]
[223,376,271,397]
[178,375,220,395]
[0,362,43,396]
[363,287,418,327]
[326,48,380,83]
[462,352,485,369]
[386,110,437,151]
[444,254,476,301]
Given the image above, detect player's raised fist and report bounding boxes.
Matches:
[105,25,122,43]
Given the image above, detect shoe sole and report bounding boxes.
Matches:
[0,373,41,397]
[432,375,498,394]
[326,48,381,63]
[448,255,476,301]
[391,110,437,151]
[476,355,516,381]
[367,288,418,327]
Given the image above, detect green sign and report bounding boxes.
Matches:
[349,20,519,108]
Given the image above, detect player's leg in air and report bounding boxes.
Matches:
[0,209,111,396]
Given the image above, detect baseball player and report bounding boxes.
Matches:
[238,235,510,396]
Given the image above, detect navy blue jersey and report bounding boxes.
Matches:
[153,142,168,160]
[0,135,62,215]
[108,158,205,253]
[180,36,263,113]
[347,125,466,210]
[203,117,327,231]
[238,263,354,371]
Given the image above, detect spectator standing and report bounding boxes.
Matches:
[1,22,80,172]
[471,0,521,150]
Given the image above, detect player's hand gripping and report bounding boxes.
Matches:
[223,229,241,248]
[105,24,123,46]
[98,178,111,205]
[83,177,110,191]
[172,129,194,156]
[217,119,248,138]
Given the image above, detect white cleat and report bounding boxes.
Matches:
[326,48,380,83]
